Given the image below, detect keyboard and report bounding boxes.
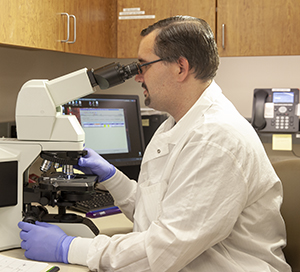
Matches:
[70,190,115,213]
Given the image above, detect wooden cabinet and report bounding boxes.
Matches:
[0,0,65,52]
[117,0,216,58]
[1,0,299,58]
[117,1,155,59]
[63,0,117,57]
[217,0,300,56]
[0,0,116,57]
[118,0,300,58]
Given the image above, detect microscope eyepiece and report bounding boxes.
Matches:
[90,62,140,89]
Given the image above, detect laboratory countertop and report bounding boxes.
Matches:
[0,210,133,272]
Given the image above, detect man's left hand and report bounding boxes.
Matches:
[18,221,75,263]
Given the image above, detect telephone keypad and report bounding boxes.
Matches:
[273,105,295,130]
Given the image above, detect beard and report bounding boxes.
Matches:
[144,94,151,106]
[143,83,151,106]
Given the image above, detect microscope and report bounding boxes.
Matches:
[0,61,142,251]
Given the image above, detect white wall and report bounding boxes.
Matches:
[215,55,300,118]
[0,46,140,122]
[0,45,300,122]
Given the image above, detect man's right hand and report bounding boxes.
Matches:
[78,148,116,182]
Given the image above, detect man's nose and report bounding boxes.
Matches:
[135,73,144,83]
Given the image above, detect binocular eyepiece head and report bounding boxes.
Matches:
[90,62,141,90]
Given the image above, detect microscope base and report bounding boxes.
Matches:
[42,213,100,238]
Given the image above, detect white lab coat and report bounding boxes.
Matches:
[69,81,291,272]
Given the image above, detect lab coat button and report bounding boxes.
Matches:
[157,149,161,154]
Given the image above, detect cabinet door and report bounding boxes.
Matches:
[217,0,300,56]
[0,0,65,51]
[117,0,156,59]
[64,0,117,57]
[154,0,215,33]
[117,0,216,59]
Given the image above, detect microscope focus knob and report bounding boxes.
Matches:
[23,206,48,224]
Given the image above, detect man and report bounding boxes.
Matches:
[18,16,291,271]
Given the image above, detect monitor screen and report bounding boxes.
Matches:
[63,94,145,167]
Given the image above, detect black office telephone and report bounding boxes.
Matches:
[251,88,299,132]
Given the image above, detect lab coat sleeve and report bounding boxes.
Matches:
[69,137,251,271]
[101,169,138,221]
[68,237,93,266]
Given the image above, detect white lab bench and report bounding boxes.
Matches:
[0,210,133,272]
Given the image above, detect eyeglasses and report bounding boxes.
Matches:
[137,58,163,74]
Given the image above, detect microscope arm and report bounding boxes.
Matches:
[15,69,97,142]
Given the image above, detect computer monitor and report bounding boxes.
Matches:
[63,94,145,167]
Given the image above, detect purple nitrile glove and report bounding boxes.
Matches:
[78,148,116,182]
[18,221,75,263]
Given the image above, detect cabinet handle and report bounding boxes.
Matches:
[222,24,225,49]
[67,15,76,44]
[61,13,70,43]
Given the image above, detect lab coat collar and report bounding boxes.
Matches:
[142,81,222,164]
[167,80,222,144]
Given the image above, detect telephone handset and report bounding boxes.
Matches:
[251,88,299,132]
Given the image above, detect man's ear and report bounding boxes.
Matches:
[176,57,189,82]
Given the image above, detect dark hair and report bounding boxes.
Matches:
[141,16,219,81]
